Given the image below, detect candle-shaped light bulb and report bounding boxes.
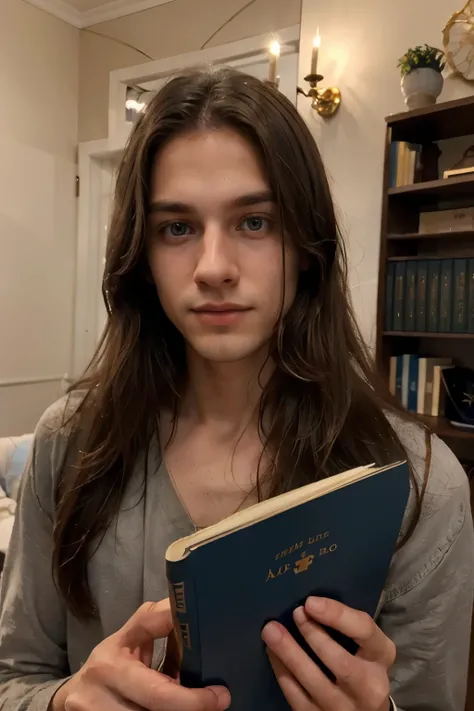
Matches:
[311,30,321,75]
[268,41,280,83]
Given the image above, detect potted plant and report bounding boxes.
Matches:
[398,44,446,110]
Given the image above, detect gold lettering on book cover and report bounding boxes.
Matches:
[275,531,329,561]
[171,582,186,613]
[180,623,192,650]
[266,533,337,582]
[294,551,315,574]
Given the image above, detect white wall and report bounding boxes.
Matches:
[0,0,79,436]
[79,0,301,141]
[298,0,473,347]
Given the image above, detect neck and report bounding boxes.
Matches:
[181,347,274,433]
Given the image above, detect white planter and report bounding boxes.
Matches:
[401,68,443,110]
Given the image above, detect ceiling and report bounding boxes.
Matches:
[25,0,176,28]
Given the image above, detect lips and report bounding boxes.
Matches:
[192,304,250,313]
[191,304,252,326]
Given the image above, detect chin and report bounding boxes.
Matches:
[189,335,268,364]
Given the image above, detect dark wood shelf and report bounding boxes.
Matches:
[388,230,474,241]
[387,255,474,261]
[388,174,474,200]
[383,331,474,339]
[416,415,474,440]
[386,95,474,143]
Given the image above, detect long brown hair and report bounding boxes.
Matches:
[53,67,418,620]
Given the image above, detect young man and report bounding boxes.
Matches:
[0,68,472,711]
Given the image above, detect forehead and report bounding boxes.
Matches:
[149,128,269,201]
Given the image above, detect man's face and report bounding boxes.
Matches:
[146,128,299,364]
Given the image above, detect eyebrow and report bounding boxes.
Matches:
[148,190,275,215]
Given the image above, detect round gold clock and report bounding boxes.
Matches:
[443,0,474,80]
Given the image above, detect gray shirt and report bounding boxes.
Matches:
[0,395,472,711]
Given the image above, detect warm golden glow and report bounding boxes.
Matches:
[269,40,281,57]
[313,31,321,49]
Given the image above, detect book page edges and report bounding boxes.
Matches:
[166,461,405,563]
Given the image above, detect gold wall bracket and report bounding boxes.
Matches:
[297,73,342,118]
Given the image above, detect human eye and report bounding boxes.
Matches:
[160,221,195,239]
[237,215,273,234]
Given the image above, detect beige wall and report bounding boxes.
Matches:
[298,0,473,347]
[79,0,302,141]
[0,1,79,435]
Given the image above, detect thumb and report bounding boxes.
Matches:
[118,600,174,650]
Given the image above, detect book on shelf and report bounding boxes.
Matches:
[166,461,410,711]
[404,261,417,331]
[389,141,421,188]
[453,259,468,333]
[392,262,406,330]
[386,258,473,334]
[415,260,428,332]
[439,259,453,333]
[389,355,453,415]
[427,260,441,333]
[385,262,395,330]
[419,207,474,235]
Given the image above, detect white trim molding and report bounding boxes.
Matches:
[24,0,175,28]
[0,375,68,388]
[108,25,300,146]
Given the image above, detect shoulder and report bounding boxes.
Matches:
[26,390,89,515]
[384,415,471,599]
[388,414,469,521]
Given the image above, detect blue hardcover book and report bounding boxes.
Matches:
[452,259,468,333]
[407,355,419,412]
[389,142,399,188]
[395,355,403,403]
[167,462,410,711]
[385,262,395,330]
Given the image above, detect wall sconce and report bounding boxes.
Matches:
[267,41,281,87]
[297,32,341,118]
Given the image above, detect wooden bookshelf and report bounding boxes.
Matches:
[376,96,474,449]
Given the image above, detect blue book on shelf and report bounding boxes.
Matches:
[395,356,403,403]
[407,355,419,412]
[167,462,410,711]
[389,142,400,188]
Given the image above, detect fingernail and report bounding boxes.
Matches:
[293,606,306,624]
[208,686,231,711]
[307,596,326,614]
[262,621,283,645]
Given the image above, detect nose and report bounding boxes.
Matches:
[193,225,239,289]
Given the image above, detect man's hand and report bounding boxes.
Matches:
[52,600,231,711]
[262,597,394,711]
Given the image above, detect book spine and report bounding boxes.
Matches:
[389,142,399,188]
[385,262,395,330]
[404,261,416,331]
[417,358,427,415]
[396,143,405,187]
[438,259,453,333]
[415,260,428,332]
[401,354,411,409]
[393,262,406,331]
[395,356,403,403]
[431,365,451,417]
[427,260,441,332]
[166,558,203,688]
[389,356,397,396]
[424,360,435,416]
[407,356,419,412]
[452,259,468,333]
[468,259,474,334]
